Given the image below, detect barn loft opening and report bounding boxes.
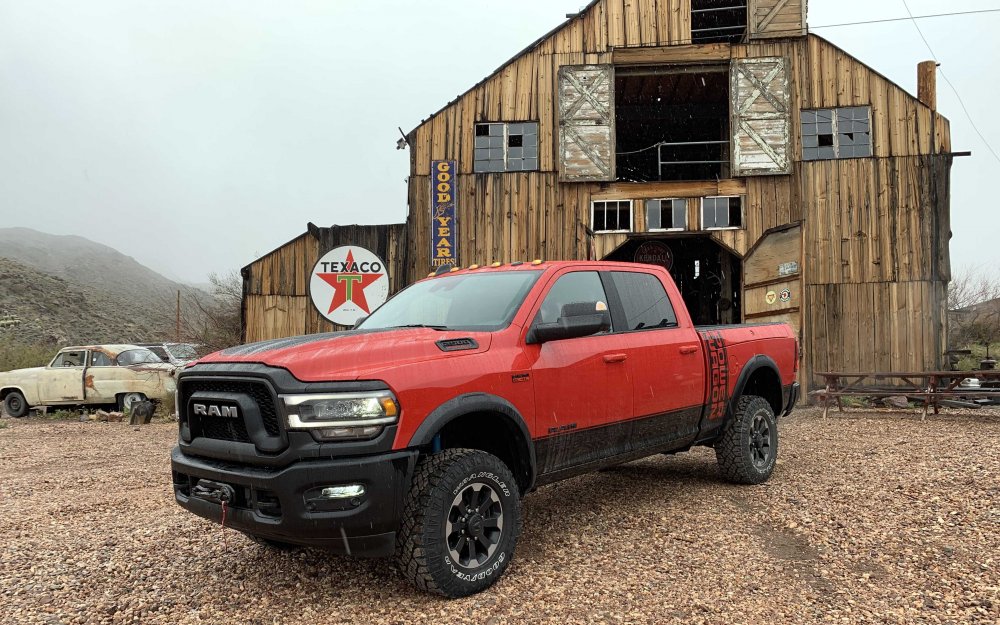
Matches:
[691,0,748,44]
[615,67,730,183]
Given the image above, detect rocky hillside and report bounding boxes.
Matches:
[0,228,213,347]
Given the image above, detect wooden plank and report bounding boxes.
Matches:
[611,43,731,65]
[592,179,747,200]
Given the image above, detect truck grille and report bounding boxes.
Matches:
[181,379,281,442]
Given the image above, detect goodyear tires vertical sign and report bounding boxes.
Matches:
[431,160,458,268]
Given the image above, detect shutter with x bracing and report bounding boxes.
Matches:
[558,64,616,182]
[731,57,792,176]
[748,0,807,39]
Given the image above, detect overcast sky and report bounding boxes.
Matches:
[0,0,997,284]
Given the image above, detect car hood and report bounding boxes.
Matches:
[196,328,494,381]
[0,366,45,378]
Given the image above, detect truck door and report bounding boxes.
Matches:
[40,349,86,403]
[526,270,633,474]
[606,270,706,448]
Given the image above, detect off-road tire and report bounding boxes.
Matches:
[4,391,28,418]
[243,533,301,552]
[396,449,521,598]
[715,395,778,485]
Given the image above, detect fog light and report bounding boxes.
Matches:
[320,485,365,500]
[315,425,383,440]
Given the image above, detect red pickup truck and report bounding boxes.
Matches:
[171,260,799,597]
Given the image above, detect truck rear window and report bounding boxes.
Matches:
[359,270,542,332]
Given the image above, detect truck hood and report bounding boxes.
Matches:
[197,328,494,382]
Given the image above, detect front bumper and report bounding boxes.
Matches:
[171,447,418,557]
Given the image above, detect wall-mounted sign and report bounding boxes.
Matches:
[779,288,792,303]
[431,160,458,268]
[634,241,673,271]
[778,261,799,276]
[765,290,778,305]
[310,246,389,326]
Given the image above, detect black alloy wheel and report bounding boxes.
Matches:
[446,482,504,569]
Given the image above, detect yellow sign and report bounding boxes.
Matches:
[765,290,777,305]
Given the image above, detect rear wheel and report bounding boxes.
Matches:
[118,392,146,413]
[3,391,28,418]
[715,395,778,484]
[396,449,521,598]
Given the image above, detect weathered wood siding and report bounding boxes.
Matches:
[243,224,408,343]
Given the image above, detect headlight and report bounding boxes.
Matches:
[280,391,399,441]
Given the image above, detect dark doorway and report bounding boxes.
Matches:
[604,235,742,326]
[615,68,731,183]
[691,0,748,44]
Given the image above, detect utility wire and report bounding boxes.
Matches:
[812,8,1000,30]
[900,0,1000,165]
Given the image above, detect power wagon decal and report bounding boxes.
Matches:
[703,331,730,420]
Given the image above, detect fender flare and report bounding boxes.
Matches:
[726,355,784,419]
[407,393,537,490]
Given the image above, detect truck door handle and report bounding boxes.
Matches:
[603,353,627,364]
[679,346,699,355]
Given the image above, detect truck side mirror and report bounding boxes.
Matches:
[528,301,611,344]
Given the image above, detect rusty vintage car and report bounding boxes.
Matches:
[0,344,177,417]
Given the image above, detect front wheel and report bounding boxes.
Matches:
[4,391,29,418]
[396,449,521,598]
[715,395,778,484]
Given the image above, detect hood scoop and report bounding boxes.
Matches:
[436,338,480,352]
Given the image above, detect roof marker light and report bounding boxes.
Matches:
[491,262,502,268]
[469,264,480,270]
[532,259,543,265]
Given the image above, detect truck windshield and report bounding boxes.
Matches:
[359,270,542,332]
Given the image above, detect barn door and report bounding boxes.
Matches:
[730,57,792,176]
[558,64,616,182]
[743,224,802,334]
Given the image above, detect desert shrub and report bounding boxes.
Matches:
[0,339,57,372]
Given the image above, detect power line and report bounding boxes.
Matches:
[900,0,1000,165]
[812,8,1000,30]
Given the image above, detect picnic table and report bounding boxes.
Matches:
[810,370,1000,420]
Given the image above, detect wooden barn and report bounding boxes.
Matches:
[241,223,408,343]
[243,0,955,390]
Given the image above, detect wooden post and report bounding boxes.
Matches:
[176,290,181,342]
[918,61,937,111]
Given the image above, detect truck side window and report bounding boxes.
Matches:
[611,271,678,331]
[537,271,610,327]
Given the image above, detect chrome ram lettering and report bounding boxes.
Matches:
[192,403,239,418]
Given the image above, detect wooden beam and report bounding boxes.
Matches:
[591,179,748,200]
[612,43,732,65]
[918,60,937,111]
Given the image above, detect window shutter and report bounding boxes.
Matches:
[558,64,616,182]
[748,0,807,39]
[731,57,792,176]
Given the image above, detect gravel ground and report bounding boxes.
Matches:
[1,407,998,625]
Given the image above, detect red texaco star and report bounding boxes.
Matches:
[317,251,384,314]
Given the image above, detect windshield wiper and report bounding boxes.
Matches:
[389,324,449,331]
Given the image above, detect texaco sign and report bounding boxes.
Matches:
[309,246,389,325]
